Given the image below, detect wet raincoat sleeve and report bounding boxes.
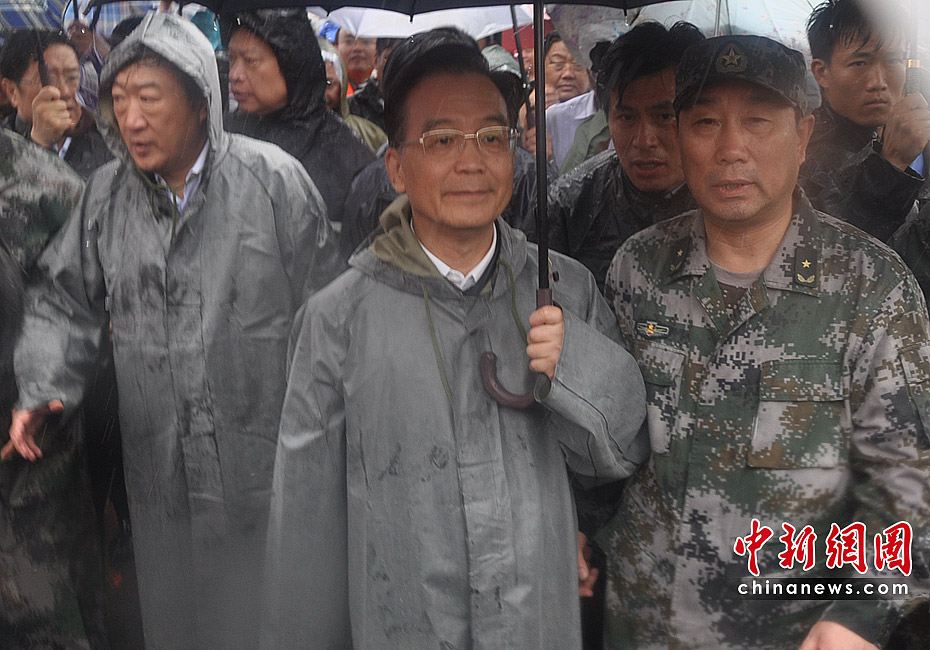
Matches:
[14,183,107,414]
[537,268,649,485]
[261,293,351,650]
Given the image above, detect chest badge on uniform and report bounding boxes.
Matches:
[637,321,670,339]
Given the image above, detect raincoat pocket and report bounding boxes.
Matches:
[748,359,849,468]
[633,340,685,454]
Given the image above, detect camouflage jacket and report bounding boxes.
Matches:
[799,102,930,243]
[600,191,930,649]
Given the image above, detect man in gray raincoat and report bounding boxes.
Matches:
[261,30,648,650]
[8,13,342,650]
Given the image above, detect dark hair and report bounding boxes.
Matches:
[114,48,204,111]
[377,37,401,57]
[807,0,902,62]
[596,21,705,115]
[1,29,79,84]
[108,15,145,49]
[382,27,497,145]
[543,31,562,57]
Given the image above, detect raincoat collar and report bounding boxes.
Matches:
[354,195,528,300]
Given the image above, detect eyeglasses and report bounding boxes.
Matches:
[546,57,586,74]
[398,126,517,158]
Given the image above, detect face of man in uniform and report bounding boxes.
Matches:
[385,72,514,238]
[811,34,906,129]
[678,80,814,230]
[228,28,289,116]
[110,61,208,189]
[609,66,684,195]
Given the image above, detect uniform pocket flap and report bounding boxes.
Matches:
[634,340,685,387]
[900,344,930,387]
[759,359,847,402]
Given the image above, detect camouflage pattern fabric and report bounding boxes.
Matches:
[0,128,107,650]
[600,191,930,649]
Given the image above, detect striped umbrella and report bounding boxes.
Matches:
[0,0,70,30]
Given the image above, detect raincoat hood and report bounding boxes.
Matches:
[98,12,224,166]
[221,9,326,125]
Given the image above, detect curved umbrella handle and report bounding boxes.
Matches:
[480,288,553,409]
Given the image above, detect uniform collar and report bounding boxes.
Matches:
[663,188,822,297]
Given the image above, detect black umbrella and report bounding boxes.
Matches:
[85,0,667,406]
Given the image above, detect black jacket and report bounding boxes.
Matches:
[545,150,696,292]
[339,146,540,260]
[3,109,112,180]
[799,102,929,243]
[222,10,375,224]
[348,80,385,131]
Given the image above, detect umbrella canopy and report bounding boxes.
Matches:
[0,0,70,30]
[321,5,532,41]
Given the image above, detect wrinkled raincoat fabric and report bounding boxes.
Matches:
[0,128,107,650]
[600,191,930,649]
[799,102,930,243]
[339,146,539,260]
[13,13,343,650]
[262,196,649,650]
[222,10,375,225]
[3,108,113,180]
[545,150,695,292]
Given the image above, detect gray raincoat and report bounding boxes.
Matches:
[14,13,342,650]
[261,197,648,650]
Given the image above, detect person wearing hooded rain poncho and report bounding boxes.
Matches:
[261,30,649,650]
[7,13,344,650]
[222,8,375,228]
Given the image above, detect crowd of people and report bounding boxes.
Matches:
[1,1,929,649]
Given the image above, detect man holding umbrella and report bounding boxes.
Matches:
[262,28,648,650]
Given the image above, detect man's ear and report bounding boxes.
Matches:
[1,78,20,109]
[384,146,406,194]
[796,113,816,166]
[810,58,830,91]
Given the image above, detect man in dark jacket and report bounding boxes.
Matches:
[0,30,112,179]
[222,8,375,226]
[8,14,342,650]
[546,22,704,292]
[799,0,930,243]
[347,37,398,131]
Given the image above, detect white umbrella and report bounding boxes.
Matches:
[318,5,533,41]
[547,0,815,68]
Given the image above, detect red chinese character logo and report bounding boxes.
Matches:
[825,522,867,574]
[778,523,817,571]
[874,521,913,576]
[734,518,774,576]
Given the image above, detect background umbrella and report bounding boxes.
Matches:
[0,0,71,30]
[320,5,532,40]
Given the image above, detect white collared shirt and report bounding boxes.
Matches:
[155,142,210,212]
[415,223,498,292]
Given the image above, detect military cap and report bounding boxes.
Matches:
[674,35,807,113]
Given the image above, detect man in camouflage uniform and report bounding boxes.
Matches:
[601,35,930,649]
[0,128,107,648]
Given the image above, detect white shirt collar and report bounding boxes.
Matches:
[414,222,498,292]
[155,141,210,212]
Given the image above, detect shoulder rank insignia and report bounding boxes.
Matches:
[667,236,691,275]
[794,246,818,286]
[637,321,670,339]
